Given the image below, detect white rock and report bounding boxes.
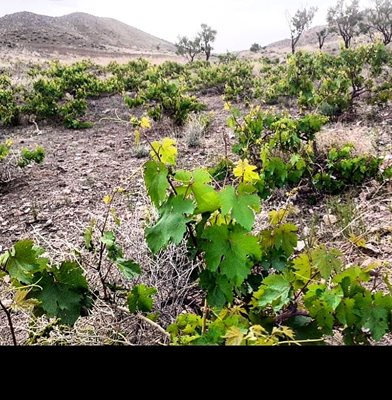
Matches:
[295,240,306,252]
[323,214,337,225]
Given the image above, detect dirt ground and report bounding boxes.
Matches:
[0,94,229,248]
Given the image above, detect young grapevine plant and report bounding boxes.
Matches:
[0,139,45,182]
[0,189,157,345]
[143,138,392,345]
[0,240,93,345]
[227,105,389,197]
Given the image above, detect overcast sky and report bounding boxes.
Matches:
[0,0,373,52]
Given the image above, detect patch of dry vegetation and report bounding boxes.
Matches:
[316,124,377,156]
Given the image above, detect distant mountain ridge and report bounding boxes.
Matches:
[0,11,176,56]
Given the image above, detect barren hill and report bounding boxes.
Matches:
[241,25,379,60]
[0,11,176,57]
[267,25,340,51]
[264,25,375,54]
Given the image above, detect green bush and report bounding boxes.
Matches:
[23,60,119,128]
[0,74,20,126]
[314,145,383,193]
[227,106,387,196]
[106,58,151,91]
[17,146,46,168]
[125,77,205,126]
[0,139,45,181]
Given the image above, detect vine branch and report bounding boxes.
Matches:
[0,299,17,346]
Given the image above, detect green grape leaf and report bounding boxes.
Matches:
[199,270,233,307]
[31,261,90,326]
[321,287,344,311]
[353,291,373,321]
[146,196,195,253]
[167,313,203,344]
[224,326,245,346]
[5,240,47,284]
[269,209,289,226]
[254,274,292,312]
[54,261,89,288]
[116,259,141,280]
[84,220,95,251]
[264,157,288,186]
[101,231,123,261]
[274,223,298,256]
[127,284,157,313]
[174,170,192,183]
[286,316,324,343]
[303,284,343,334]
[202,225,261,286]
[144,160,169,208]
[101,231,116,247]
[312,302,335,334]
[364,307,389,341]
[336,298,357,326]
[192,182,220,214]
[192,169,212,184]
[311,246,342,280]
[362,293,392,340]
[219,186,260,231]
[292,253,312,289]
[333,266,370,285]
[190,169,220,213]
[374,292,392,310]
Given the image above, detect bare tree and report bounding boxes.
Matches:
[198,24,217,62]
[327,0,363,48]
[175,36,202,62]
[288,7,318,54]
[368,0,392,45]
[316,28,329,49]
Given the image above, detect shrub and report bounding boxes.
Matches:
[314,145,383,193]
[0,74,20,126]
[250,43,262,52]
[0,139,45,182]
[125,78,205,126]
[184,112,213,148]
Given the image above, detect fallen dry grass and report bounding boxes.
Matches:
[316,123,377,156]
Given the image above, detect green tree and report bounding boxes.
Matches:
[327,0,363,48]
[368,0,392,45]
[316,28,329,49]
[250,43,262,52]
[288,7,318,54]
[175,36,202,62]
[198,23,217,62]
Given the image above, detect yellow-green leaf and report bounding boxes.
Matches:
[151,138,177,165]
[103,195,112,205]
[292,253,312,289]
[224,326,245,346]
[233,159,260,184]
[269,209,289,226]
[140,116,151,129]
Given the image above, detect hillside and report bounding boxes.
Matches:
[267,25,339,50]
[0,11,176,57]
[266,25,375,52]
[240,25,377,60]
